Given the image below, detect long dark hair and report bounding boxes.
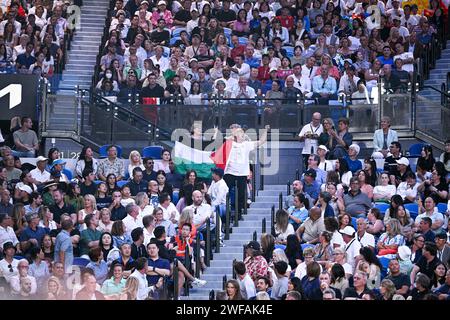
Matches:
[388,195,404,218]
[78,146,92,161]
[336,157,350,176]
[47,147,60,165]
[285,234,303,263]
[364,157,377,186]
[444,139,450,164]
[359,246,382,270]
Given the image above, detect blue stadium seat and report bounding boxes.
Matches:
[238,37,248,45]
[437,203,448,214]
[351,217,357,230]
[301,243,314,251]
[223,27,232,44]
[172,27,186,38]
[73,257,90,267]
[275,244,286,250]
[408,143,427,157]
[94,180,102,185]
[14,255,24,260]
[169,36,181,46]
[282,46,294,58]
[142,146,164,160]
[404,203,419,219]
[117,180,128,188]
[162,46,171,58]
[63,168,73,180]
[99,145,122,159]
[379,257,391,279]
[374,203,390,213]
[172,190,179,205]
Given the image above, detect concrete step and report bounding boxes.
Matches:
[257,190,287,197]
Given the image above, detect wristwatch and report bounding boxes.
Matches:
[153,266,156,272]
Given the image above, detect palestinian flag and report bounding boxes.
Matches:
[173,140,216,179]
[173,138,234,178]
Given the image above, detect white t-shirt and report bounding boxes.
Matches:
[298,123,323,155]
[344,238,362,269]
[225,141,257,176]
[331,231,345,248]
[394,52,414,73]
[356,232,375,248]
[237,274,256,299]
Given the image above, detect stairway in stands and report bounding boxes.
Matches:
[416,40,450,131]
[185,185,286,300]
[47,0,109,131]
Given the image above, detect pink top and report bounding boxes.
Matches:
[315,65,340,80]
[151,10,173,28]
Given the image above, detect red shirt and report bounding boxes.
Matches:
[257,65,270,82]
[231,45,246,61]
[276,15,294,31]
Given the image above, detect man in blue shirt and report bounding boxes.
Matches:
[377,46,394,66]
[54,218,74,274]
[19,213,49,255]
[146,239,170,287]
[15,42,36,71]
[302,169,320,203]
[311,65,337,104]
[344,144,363,174]
[244,45,261,69]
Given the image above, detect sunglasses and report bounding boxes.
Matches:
[8,264,13,272]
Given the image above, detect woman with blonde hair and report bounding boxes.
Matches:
[120,276,139,300]
[274,209,295,245]
[379,279,396,300]
[78,194,99,231]
[46,276,67,300]
[38,205,57,230]
[377,218,405,259]
[128,150,145,178]
[260,233,275,263]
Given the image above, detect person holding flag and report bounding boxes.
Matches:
[211,125,270,215]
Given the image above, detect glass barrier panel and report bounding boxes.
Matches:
[415,95,450,141]
[380,93,412,130]
[347,103,379,134]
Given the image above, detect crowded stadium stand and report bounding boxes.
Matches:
[0,0,449,301]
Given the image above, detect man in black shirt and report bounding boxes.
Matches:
[343,271,372,300]
[127,167,148,197]
[150,19,170,46]
[173,0,192,27]
[384,141,402,176]
[131,227,148,260]
[80,169,97,196]
[216,0,236,27]
[164,75,187,100]
[125,15,140,45]
[109,190,127,221]
[410,242,440,288]
[385,259,410,297]
[48,189,76,225]
[142,157,157,182]
[141,73,165,99]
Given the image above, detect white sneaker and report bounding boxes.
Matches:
[192,278,207,287]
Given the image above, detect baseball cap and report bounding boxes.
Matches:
[17,184,33,194]
[36,156,48,163]
[211,167,224,178]
[396,157,410,166]
[304,169,317,178]
[349,144,360,155]
[141,0,149,5]
[339,226,355,236]
[157,0,166,5]
[269,67,278,73]
[189,57,198,63]
[246,241,260,251]
[317,145,329,152]
[51,159,66,168]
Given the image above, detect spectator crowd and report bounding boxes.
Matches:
[92,0,448,105]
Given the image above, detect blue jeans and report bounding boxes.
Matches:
[12,150,35,158]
